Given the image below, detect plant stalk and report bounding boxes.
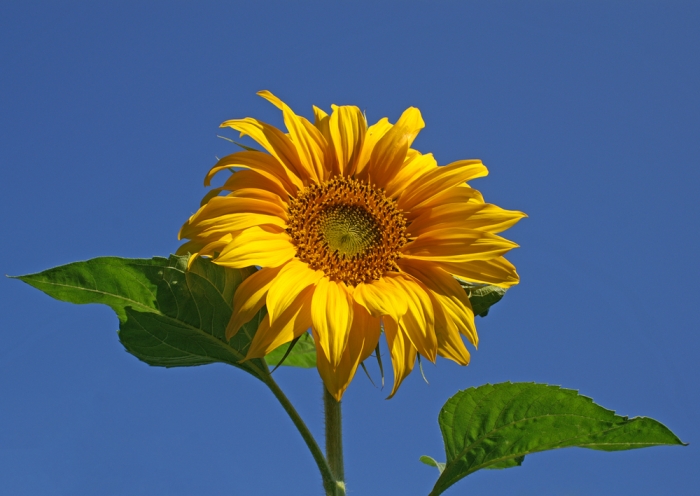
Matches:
[324,387,346,495]
[264,376,337,495]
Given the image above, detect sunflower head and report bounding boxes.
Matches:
[178,91,525,400]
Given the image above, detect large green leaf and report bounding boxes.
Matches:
[424,382,686,495]
[459,281,507,317]
[14,255,270,379]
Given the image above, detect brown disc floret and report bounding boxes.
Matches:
[286,176,408,286]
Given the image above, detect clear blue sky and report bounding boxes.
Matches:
[2,2,698,494]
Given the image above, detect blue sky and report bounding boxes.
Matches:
[1,2,698,494]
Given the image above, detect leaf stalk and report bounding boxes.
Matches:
[263,375,337,495]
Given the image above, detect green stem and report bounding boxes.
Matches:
[324,387,346,495]
[264,376,337,495]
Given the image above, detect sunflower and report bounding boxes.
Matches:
[178,91,525,400]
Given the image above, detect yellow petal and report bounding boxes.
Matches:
[212,169,289,200]
[181,213,285,241]
[399,258,478,346]
[312,105,337,173]
[225,188,289,210]
[220,117,311,185]
[387,275,437,362]
[198,187,226,207]
[353,276,408,321]
[431,295,471,365]
[408,203,526,236]
[366,107,424,187]
[176,234,227,257]
[266,259,324,324]
[191,195,287,220]
[314,329,352,401]
[257,90,327,183]
[205,150,301,194]
[175,239,200,257]
[383,316,417,399]
[215,227,295,268]
[246,287,314,358]
[398,160,487,212]
[313,105,329,122]
[354,117,392,178]
[184,194,287,226]
[408,185,484,218]
[384,151,438,199]
[179,234,234,268]
[402,228,519,262]
[329,105,366,176]
[226,266,283,340]
[311,278,354,368]
[351,302,382,364]
[432,257,520,288]
[179,194,288,240]
[314,302,381,401]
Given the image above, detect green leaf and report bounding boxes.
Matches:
[15,256,171,322]
[427,382,686,496]
[265,332,317,368]
[14,255,270,379]
[459,281,506,317]
[483,455,524,469]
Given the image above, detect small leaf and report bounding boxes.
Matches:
[459,281,506,317]
[427,382,686,496]
[420,455,445,474]
[265,332,317,368]
[14,255,270,380]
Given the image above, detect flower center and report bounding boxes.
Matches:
[318,204,379,258]
[287,176,408,286]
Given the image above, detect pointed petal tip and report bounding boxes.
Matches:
[385,387,400,400]
[225,317,243,341]
[241,336,266,360]
[257,90,284,109]
[186,254,199,270]
[244,342,267,362]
